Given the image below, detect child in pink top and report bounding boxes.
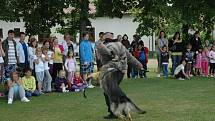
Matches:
[195,48,202,76]
[201,47,209,77]
[64,51,77,84]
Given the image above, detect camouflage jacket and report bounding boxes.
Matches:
[97,41,142,72]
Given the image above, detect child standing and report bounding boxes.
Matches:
[161,45,169,78]
[7,71,30,104]
[43,48,52,93]
[184,44,194,77]
[34,48,45,94]
[64,51,77,84]
[201,47,209,77]
[22,68,40,98]
[54,70,69,92]
[195,48,203,76]
[209,45,215,77]
[138,41,149,78]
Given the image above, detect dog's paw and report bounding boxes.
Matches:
[139,110,147,114]
[117,114,126,121]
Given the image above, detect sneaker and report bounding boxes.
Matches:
[39,92,44,95]
[21,97,30,103]
[157,74,161,78]
[75,89,80,92]
[178,78,185,80]
[62,87,66,92]
[87,84,95,89]
[8,98,13,104]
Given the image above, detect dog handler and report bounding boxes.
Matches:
[97,32,146,120]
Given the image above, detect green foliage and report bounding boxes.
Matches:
[0,0,22,22]
[0,0,75,36]
[132,0,215,39]
[95,0,137,18]
[20,0,73,35]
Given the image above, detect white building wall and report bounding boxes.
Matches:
[89,15,154,51]
[0,20,25,41]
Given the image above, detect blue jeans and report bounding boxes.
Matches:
[172,55,182,75]
[131,67,138,78]
[25,90,40,98]
[162,64,168,78]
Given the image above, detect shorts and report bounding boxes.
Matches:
[36,71,44,82]
[80,62,94,74]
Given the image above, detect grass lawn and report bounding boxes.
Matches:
[0,75,215,121]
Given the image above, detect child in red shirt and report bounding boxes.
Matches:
[72,72,87,92]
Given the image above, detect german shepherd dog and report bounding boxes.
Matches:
[100,68,146,121]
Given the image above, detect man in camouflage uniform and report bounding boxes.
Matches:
[97,32,146,120]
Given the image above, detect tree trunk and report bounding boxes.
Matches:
[79,0,89,41]
[182,24,189,43]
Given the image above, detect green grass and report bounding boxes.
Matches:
[0,76,215,121]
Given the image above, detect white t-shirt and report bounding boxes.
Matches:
[209,50,215,63]
[47,50,54,64]
[44,55,49,70]
[0,57,4,63]
[34,54,45,72]
[174,64,184,75]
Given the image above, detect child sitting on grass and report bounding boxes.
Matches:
[54,70,69,92]
[174,60,190,80]
[7,71,30,104]
[72,72,87,92]
[22,68,40,98]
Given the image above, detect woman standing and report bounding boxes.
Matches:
[28,38,38,74]
[52,37,64,80]
[156,31,168,77]
[169,32,185,75]
[43,40,54,76]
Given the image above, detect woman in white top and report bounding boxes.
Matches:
[28,38,38,71]
[0,39,5,83]
[43,40,54,76]
[156,31,168,77]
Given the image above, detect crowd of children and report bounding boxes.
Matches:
[157,31,215,80]
[0,31,93,104]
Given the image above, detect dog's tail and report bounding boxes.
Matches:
[127,98,146,114]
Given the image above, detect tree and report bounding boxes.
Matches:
[134,0,215,40]
[0,0,74,41]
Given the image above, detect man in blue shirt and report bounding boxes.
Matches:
[79,32,95,88]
